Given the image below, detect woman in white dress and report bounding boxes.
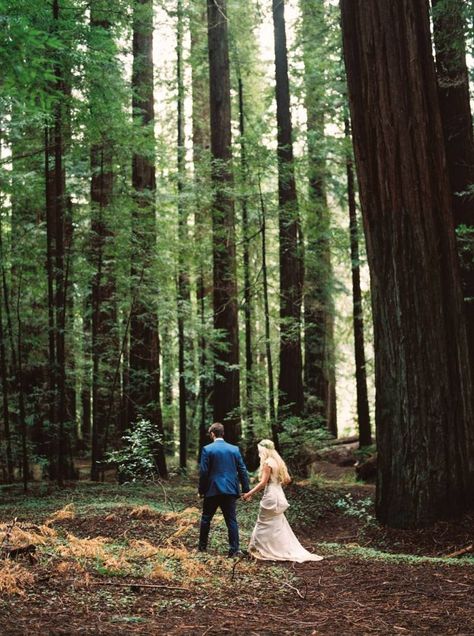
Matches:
[242,439,323,563]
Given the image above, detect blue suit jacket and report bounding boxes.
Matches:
[199,440,250,498]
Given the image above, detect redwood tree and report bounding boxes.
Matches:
[190,0,211,455]
[272,0,304,419]
[301,0,337,436]
[344,116,371,448]
[89,1,119,480]
[130,0,167,477]
[207,0,241,443]
[341,0,474,527]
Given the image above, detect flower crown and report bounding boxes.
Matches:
[258,439,275,450]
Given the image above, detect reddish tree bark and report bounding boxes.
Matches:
[130,0,167,477]
[272,0,304,419]
[301,0,337,436]
[344,116,372,448]
[341,0,474,527]
[207,0,241,444]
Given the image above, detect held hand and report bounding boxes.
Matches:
[242,492,252,502]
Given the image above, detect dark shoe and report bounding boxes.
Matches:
[197,546,207,553]
[228,549,248,558]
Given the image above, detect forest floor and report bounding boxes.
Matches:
[0,464,473,635]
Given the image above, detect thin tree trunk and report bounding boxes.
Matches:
[44,125,57,478]
[53,0,67,487]
[237,78,257,465]
[15,271,28,491]
[258,176,279,451]
[341,0,474,528]
[0,218,13,483]
[344,117,372,448]
[176,0,188,470]
[130,0,167,478]
[272,0,304,420]
[207,0,241,443]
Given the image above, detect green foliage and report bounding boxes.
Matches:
[106,419,164,483]
[279,415,332,474]
[335,493,375,527]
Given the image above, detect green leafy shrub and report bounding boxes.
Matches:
[106,419,164,483]
[279,415,333,475]
[335,493,375,527]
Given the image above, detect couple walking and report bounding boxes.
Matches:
[198,422,323,562]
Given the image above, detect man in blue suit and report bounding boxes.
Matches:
[198,422,250,557]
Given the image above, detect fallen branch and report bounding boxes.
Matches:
[86,581,187,591]
[282,579,307,600]
[2,544,36,560]
[443,544,473,559]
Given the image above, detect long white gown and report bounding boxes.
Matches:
[248,458,323,563]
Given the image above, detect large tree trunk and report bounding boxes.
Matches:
[301,0,337,437]
[130,0,167,478]
[207,0,241,444]
[272,0,304,420]
[344,116,372,448]
[341,0,474,527]
[432,0,474,378]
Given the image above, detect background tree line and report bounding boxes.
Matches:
[0,0,472,529]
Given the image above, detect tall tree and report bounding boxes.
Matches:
[272,0,304,420]
[300,0,337,436]
[130,0,167,477]
[0,214,13,483]
[89,0,120,480]
[258,176,280,451]
[344,116,371,448]
[237,77,258,466]
[432,0,474,376]
[207,0,241,443]
[44,0,74,485]
[191,0,211,454]
[176,0,190,470]
[341,0,474,527]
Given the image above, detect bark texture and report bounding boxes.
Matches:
[130,0,167,477]
[272,0,304,420]
[191,0,211,456]
[301,0,337,436]
[341,0,474,527]
[89,2,119,480]
[207,0,241,443]
[344,117,372,448]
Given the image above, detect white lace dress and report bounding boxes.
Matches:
[248,458,323,563]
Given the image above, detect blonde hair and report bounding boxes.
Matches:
[257,439,291,485]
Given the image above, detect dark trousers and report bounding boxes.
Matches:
[199,495,239,553]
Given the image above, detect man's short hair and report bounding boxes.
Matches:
[208,422,224,438]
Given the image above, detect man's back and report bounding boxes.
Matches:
[199,440,249,498]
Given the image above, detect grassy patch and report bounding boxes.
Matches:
[318,542,474,566]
